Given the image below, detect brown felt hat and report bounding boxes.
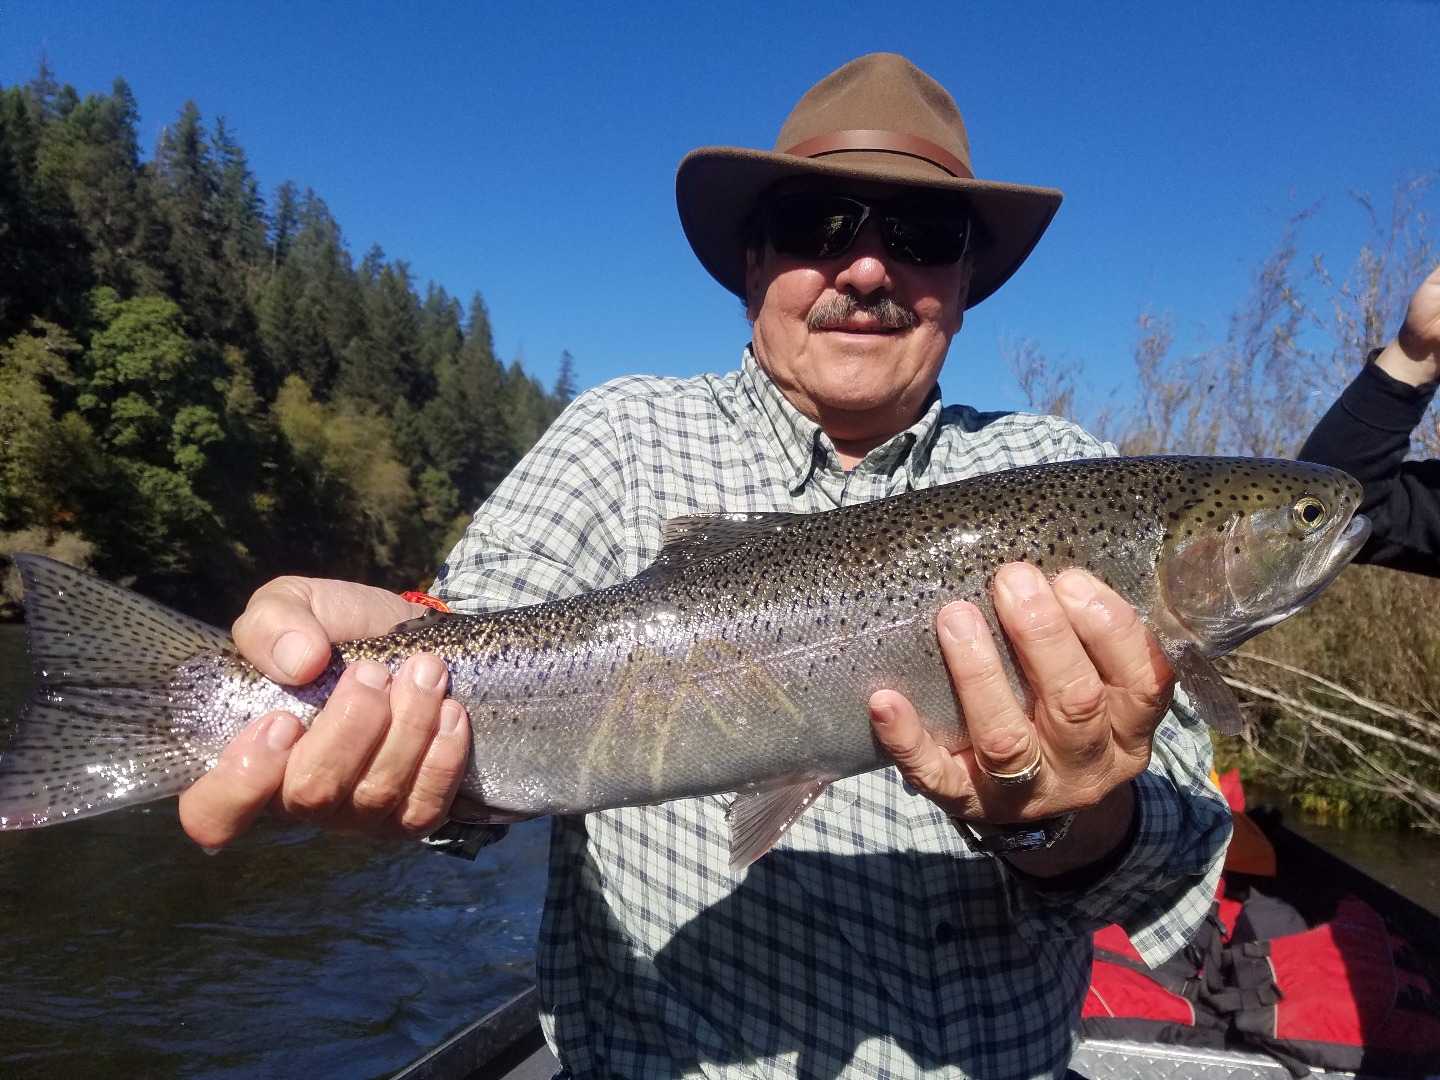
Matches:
[676,53,1063,309]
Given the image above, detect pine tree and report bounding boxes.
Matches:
[0,80,90,336]
[552,349,578,413]
[24,54,60,123]
[143,108,265,409]
[336,251,422,409]
[262,190,363,397]
[268,179,300,268]
[212,116,266,301]
[35,78,167,297]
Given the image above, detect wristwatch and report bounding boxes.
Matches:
[951,811,1078,856]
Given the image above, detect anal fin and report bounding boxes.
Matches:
[1173,645,1245,736]
[727,778,833,870]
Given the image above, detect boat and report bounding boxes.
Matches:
[390,808,1440,1080]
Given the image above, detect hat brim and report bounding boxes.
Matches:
[676,146,1063,309]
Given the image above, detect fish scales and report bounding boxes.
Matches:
[310,457,1353,818]
[0,456,1368,865]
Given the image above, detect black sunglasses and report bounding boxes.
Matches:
[763,193,973,266]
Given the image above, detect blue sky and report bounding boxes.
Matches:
[2,1,1437,417]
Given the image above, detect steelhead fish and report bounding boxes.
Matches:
[0,456,1368,866]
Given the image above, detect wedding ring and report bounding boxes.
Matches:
[980,753,1043,787]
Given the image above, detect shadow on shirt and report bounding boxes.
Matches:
[552,846,1091,1079]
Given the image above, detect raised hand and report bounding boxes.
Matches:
[1377,265,1440,387]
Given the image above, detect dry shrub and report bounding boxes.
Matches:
[1218,565,1440,829]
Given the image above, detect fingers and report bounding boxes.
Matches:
[281,660,398,816]
[348,656,452,817]
[994,563,1110,734]
[992,565,1169,745]
[279,654,469,838]
[870,689,970,804]
[879,562,1173,823]
[179,712,305,849]
[232,577,423,684]
[392,699,470,834]
[934,600,1037,779]
[1050,568,1174,755]
[179,653,470,850]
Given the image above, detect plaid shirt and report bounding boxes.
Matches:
[434,349,1229,1080]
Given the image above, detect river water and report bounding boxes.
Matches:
[0,623,549,1079]
[2,623,1439,1078]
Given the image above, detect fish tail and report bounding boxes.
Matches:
[0,553,235,828]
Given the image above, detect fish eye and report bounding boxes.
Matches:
[1292,496,1327,530]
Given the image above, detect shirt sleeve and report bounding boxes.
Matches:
[1000,697,1231,967]
[434,387,637,611]
[1298,362,1440,575]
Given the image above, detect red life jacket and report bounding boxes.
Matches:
[1084,892,1440,1078]
[1218,895,1440,1077]
[1081,901,1230,1048]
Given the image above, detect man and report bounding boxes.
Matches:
[1299,267,1440,574]
[179,55,1228,1078]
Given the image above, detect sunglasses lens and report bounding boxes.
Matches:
[880,203,970,265]
[766,194,970,265]
[767,196,866,259]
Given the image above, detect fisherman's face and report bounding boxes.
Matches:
[745,180,972,458]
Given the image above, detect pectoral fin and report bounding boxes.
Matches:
[727,778,833,870]
[1172,645,1245,736]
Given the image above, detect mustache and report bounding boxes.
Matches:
[806,294,918,332]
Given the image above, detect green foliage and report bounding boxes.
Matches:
[0,62,578,616]
[82,288,204,454]
[0,320,80,528]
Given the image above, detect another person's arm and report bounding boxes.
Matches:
[1299,266,1440,572]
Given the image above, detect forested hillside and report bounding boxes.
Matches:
[0,64,576,620]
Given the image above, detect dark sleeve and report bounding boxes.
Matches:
[1297,361,1440,575]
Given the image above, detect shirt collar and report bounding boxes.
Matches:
[740,346,945,492]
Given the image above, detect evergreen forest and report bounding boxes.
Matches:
[0,65,577,622]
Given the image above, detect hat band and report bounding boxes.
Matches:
[782,130,974,180]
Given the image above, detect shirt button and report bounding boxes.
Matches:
[934,921,955,945]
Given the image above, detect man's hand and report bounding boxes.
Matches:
[1376,265,1440,387]
[177,577,471,850]
[869,562,1174,876]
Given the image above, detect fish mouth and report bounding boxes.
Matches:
[1341,512,1371,554]
[1292,512,1370,596]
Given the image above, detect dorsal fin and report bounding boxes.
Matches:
[651,511,810,569]
[387,608,460,635]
